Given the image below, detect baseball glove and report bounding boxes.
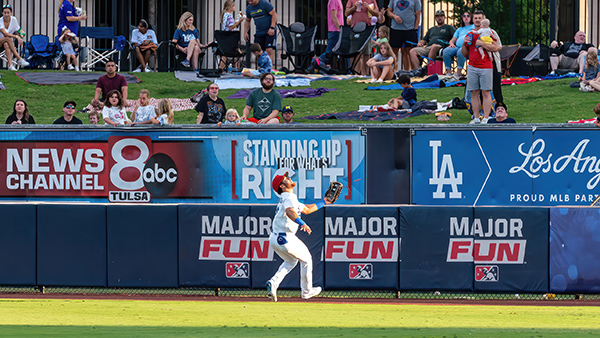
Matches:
[325,181,343,203]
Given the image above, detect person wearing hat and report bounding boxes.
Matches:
[408,9,455,70]
[281,105,297,124]
[53,100,83,124]
[487,102,515,124]
[265,172,332,302]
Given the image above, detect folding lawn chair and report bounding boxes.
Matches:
[26,34,56,69]
[499,44,521,77]
[79,26,125,71]
[522,44,550,76]
[277,22,318,73]
[127,24,165,72]
[0,37,24,69]
[332,22,375,75]
[212,30,246,70]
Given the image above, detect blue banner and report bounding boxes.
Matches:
[179,204,253,287]
[324,206,399,289]
[550,208,600,293]
[473,207,548,292]
[400,206,473,291]
[412,129,600,206]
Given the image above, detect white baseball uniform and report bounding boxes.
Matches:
[268,191,315,296]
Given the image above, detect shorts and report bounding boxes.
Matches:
[389,29,418,48]
[559,56,579,70]
[466,65,493,91]
[411,46,433,57]
[254,33,276,50]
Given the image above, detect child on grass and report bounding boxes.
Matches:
[242,43,272,77]
[387,74,417,109]
[102,90,131,126]
[217,108,241,127]
[131,89,156,124]
[154,99,174,125]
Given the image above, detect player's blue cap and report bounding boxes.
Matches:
[272,172,288,193]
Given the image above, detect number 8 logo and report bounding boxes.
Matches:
[110,138,149,190]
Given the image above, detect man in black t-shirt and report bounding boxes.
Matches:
[195,83,226,124]
[53,100,83,125]
[550,31,595,75]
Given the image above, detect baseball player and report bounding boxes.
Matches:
[266,172,331,302]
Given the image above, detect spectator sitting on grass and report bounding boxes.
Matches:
[580,47,600,92]
[387,74,416,110]
[242,43,272,77]
[131,89,156,125]
[218,108,242,127]
[487,102,515,124]
[102,90,131,126]
[53,100,83,124]
[594,103,600,128]
[6,99,35,124]
[281,105,298,124]
[242,72,281,124]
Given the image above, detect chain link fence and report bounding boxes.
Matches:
[1,286,598,302]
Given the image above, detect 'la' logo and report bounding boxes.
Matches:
[429,140,462,199]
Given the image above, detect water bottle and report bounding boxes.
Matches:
[467,32,474,46]
[356,0,362,12]
[228,63,233,73]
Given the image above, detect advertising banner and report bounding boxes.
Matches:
[550,208,600,293]
[472,207,548,292]
[412,129,600,206]
[400,206,473,291]
[179,204,254,287]
[324,206,399,289]
[0,129,365,204]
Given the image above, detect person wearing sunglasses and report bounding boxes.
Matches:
[1,4,30,70]
[53,100,83,124]
[442,11,474,78]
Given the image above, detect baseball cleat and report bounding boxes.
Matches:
[266,281,277,302]
[301,287,322,300]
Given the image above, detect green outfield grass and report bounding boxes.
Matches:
[0,69,598,125]
[1,298,600,337]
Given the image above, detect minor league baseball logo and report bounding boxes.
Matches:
[226,262,249,279]
[349,263,373,280]
[475,265,499,282]
[429,140,462,199]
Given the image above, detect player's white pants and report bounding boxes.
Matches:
[268,232,313,294]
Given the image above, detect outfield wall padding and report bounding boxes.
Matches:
[1,203,599,293]
[37,204,107,286]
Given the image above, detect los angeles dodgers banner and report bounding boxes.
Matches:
[412,129,600,206]
[0,128,365,204]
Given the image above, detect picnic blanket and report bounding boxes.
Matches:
[175,71,360,88]
[81,97,196,113]
[366,74,467,90]
[568,118,596,124]
[302,100,437,121]
[16,72,141,85]
[227,87,337,99]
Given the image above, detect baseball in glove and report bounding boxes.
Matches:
[325,181,343,203]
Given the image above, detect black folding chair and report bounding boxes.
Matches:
[277,22,318,73]
[212,30,246,70]
[332,22,375,75]
[127,25,166,72]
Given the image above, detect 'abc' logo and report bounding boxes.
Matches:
[143,153,178,197]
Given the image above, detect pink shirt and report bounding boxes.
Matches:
[327,0,343,32]
[346,0,378,27]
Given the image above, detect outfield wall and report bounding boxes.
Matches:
[1,203,598,293]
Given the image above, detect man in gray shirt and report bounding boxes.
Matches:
[387,0,421,71]
[409,10,455,70]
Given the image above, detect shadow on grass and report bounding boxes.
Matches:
[1,325,599,338]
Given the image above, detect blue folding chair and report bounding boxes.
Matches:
[79,26,126,71]
[26,34,56,69]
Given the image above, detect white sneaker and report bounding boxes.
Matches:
[469,118,481,124]
[74,65,80,71]
[369,78,377,83]
[67,64,75,70]
[8,65,17,71]
[481,117,489,124]
[17,58,29,67]
[266,280,277,302]
[549,70,556,76]
[376,79,383,83]
[132,67,142,72]
[144,67,152,72]
[301,287,322,300]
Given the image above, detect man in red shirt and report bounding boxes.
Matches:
[91,60,128,109]
[461,10,501,124]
